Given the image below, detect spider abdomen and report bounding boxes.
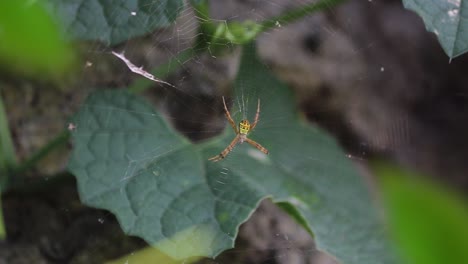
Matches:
[239,120,251,135]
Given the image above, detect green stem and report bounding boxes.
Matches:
[0,91,17,191]
[190,0,210,22]
[0,91,14,240]
[0,198,5,240]
[12,130,69,178]
[260,0,346,31]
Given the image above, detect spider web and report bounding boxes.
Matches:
[61,0,401,263]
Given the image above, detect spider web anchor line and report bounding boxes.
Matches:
[112,51,176,88]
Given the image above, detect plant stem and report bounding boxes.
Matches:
[0,91,17,192]
[12,130,69,178]
[0,199,5,240]
[0,91,14,240]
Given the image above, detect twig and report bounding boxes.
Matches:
[112,51,176,88]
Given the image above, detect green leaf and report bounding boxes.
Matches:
[68,90,235,258]
[0,1,75,78]
[198,43,397,264]
[48,0,184,45]
[402,0,468,58]
[376,164,468,264]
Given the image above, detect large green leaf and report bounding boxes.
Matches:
[68,89,264,259]
[48,0,184,45]
[403,0,468,58]
[69,44,396,263]
[377,164,468,264]
[68,90,236,258]
[0,1,75,77]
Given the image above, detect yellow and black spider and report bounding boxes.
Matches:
[209,96,269,162]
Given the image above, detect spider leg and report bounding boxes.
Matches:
[222,96,238,133]
[245,138,269,155]
[208,135,240,162]
[250,99,261,130]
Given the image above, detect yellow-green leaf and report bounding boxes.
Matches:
[0,1,75,78]
[377,164,468,264]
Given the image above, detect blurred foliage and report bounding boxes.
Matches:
[403,0,468,58]
[376,163,468,264]
[0,1,75,78]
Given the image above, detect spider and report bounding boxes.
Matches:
[209,96,269,162]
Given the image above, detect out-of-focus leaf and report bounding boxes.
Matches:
[48,0,184,45]
[376,163,468,264]
[0,1,75,77]
[403,0,468,58]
